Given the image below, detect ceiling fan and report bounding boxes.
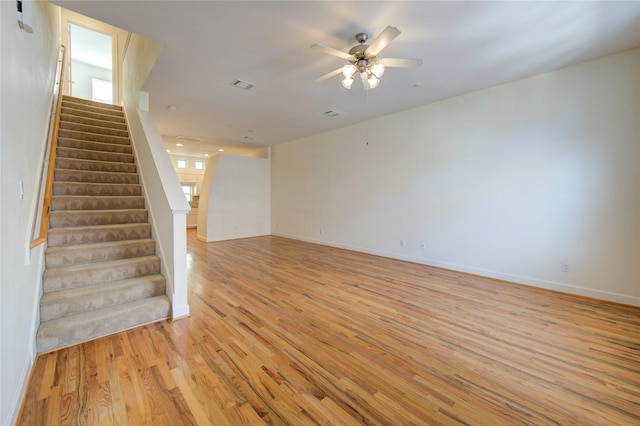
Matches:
[310,26,422,90]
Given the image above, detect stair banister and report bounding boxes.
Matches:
[30,45,66,249]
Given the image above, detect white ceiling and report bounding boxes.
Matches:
[52,1,640,158]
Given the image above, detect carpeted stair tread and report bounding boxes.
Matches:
[60,105,126,123]
[45,238,156,268]
[58,128,131,145]
[43,255,161,292]
[38,96,169,354]
[61,99,124,117]
[51,195,145,211]
[54,168,139,185]
[62,96,123,111]
[50,209,148,228]
[60,113,128,131]
[57,137,133,154]
[59,121,129,138]
[40,274,166,322]
[55,157,136,173]
[37,295,171,353]
[52,181,142,196]
[56,146,135,163]
[48,223,152,247]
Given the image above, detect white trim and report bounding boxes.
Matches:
[7,356,34,425]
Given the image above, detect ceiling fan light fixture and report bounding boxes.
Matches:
[342,64,357,78]
[342,77,354,89]
[312,26,421,91]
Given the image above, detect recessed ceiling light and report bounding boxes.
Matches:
[166,149,171,153]
[204,154,210,157]
[176,143,183,147]
[219,149,225,152]
[231,79,255,90]
[323,110,339,117]
[168,105,177,111]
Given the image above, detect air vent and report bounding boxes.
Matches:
[323,110,340,117]
[231,79,255,90]
[176,135,203,143]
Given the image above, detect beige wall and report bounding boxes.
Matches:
[272,48,640,306]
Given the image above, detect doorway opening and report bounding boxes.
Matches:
[68,23,114,104]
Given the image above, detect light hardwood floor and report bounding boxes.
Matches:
[18,231,640,425]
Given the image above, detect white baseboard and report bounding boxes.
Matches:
[172,302,190,319]
[272,232,640,308]
[7,354,34,425]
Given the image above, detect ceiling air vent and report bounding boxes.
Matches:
[176,135,203,143]
[231,79,255,90]
[323,110,339,117]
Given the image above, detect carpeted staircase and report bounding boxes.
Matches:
[36,96,171,353]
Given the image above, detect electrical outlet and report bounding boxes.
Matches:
[561,262,571,273]
[400,240,405,247]
[420,242,426,250]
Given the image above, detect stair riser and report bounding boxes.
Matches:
[54,169,139,185]
[46,240,156,268]
[59,121,129,138]
[47,224,152,247]
[60,114,128,131]
[51,196,145,211]
[50,210,148,228]
[58,128,130,145]
[53,182,142,196]
[40,276,166,322]
[36,295,171,353]
[57,138,133,155]
[43,257,161,292]
[55,158,136,174]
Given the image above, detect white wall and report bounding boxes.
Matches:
[70,60,111,101]
[272,48,640,307]
[198,155,271,242]
[122,34,191,319]
[0,1,61,423]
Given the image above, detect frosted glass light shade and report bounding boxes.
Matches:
[342,77,354,89]
[371,62,385,78]
[342,64,357,78]
[367,75,380,89]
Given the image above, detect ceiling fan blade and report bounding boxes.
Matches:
[381,58,423,68]
[365,26,401,56]
[315,67,343,82]
[310,44,352,60]
[359,72,370,91]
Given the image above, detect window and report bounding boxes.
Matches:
[177,159,187,169]
[182,184,195,202]
[91,78,112,104]
[194,160,204,170]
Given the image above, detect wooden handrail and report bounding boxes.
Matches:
[30,45,66,249]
